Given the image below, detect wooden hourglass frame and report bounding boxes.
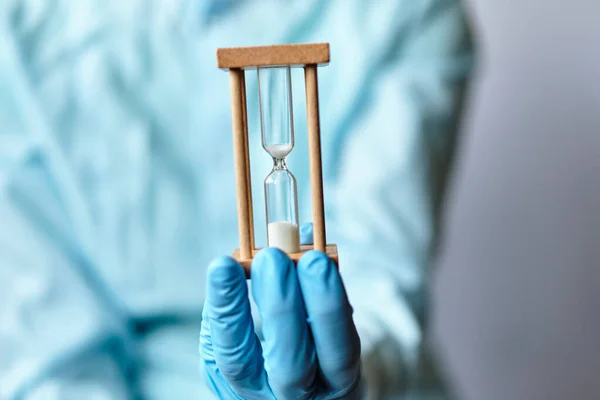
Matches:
[216,43,338,274]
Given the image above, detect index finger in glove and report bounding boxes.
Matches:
[204,256,271,398]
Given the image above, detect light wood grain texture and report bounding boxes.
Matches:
[240,72,255,249]
[229,69,253,259]
[217,43,330,69]
[304,65,327,251]
[233,244,338,276]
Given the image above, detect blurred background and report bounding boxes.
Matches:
[1,0,598,399]
[434,1,600,399]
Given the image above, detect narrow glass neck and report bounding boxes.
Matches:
[272,157,288,170]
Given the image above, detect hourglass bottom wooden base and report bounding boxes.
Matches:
[232,244,338,276]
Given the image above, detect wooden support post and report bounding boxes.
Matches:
[240,72,255,250]
[229,69,253,259]
[304,65,326,251]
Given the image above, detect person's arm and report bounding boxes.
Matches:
[331,1,476,397]
[0,175,133,400]
[0,10,133,399]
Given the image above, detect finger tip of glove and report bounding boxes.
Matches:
[252,247,291,265]
[300,222,313,230]
[251,247,293,279]
[297,251,338,284]
[207,256,245,286]
[298,250,330,268]
[300,222,314,245]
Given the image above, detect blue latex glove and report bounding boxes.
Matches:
[200,223,362,399]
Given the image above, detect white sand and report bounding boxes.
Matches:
[267,221,300,253]
[265,144,292,159]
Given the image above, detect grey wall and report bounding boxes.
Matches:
[433,1,600,399]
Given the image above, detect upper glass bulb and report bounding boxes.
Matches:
[258,66,294,159]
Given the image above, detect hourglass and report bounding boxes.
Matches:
[216,43,337,274]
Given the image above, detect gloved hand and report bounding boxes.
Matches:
[200,223,363,399]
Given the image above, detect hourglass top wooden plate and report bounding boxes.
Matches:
[232,244,338,276]
[217,43,330,69]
